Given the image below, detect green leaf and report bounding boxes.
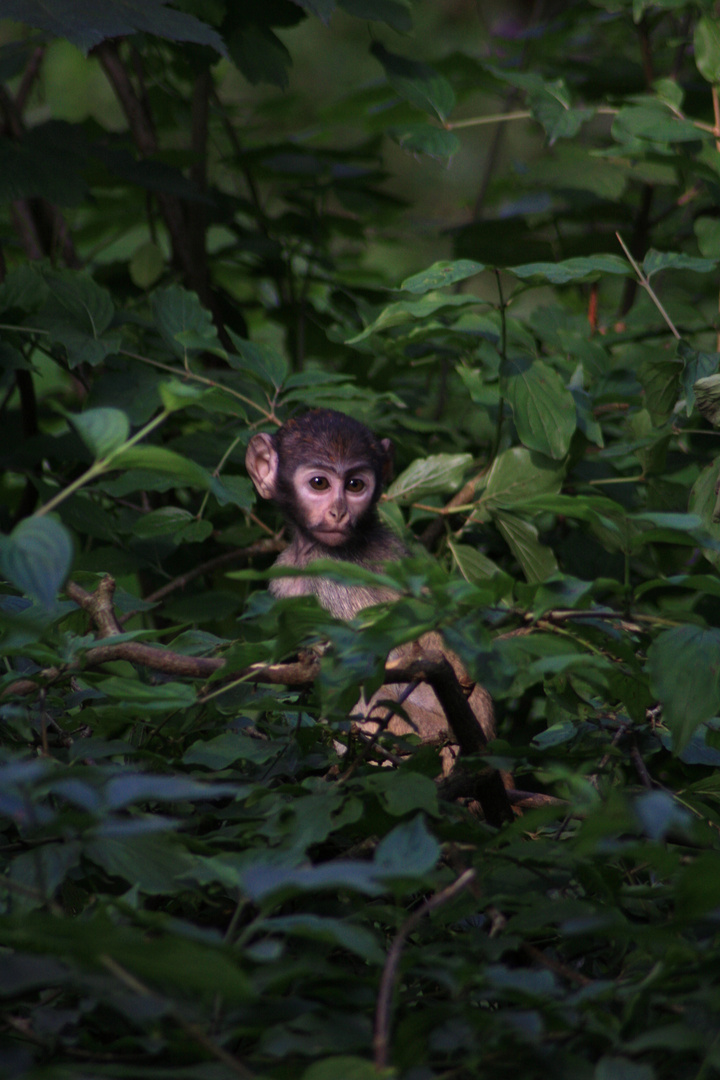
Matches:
[152,285,225,359]
[339,0,412,31]
[227,24,292,90]
[448,540,504,583]
[401,259,486,294]
[132,506,211,542]
[347,293,476,343]
[595,1057,655,1080]
[11,0,228,57]
[387,453,472,502]
[265,915,384,964]
[158,378,211,412]
[110,446,212,489]
[481,447,564,511]
[386,123,461,161]
[303,1057,386,1080]
[374,815,440,879]
[129,240,164,289]
[371,42,455,121]
[643,249,716,278]
[694,216,720,259]
[502,357,576,460]
[227,333,289,389]
[1,517,73,608]
[36,272,121,368]
[695,15,720,84]
[69,407,130,460]
[637,356,682,425]
[509,254,630,283]
[365,772,439,816]
[648,625,720,753]
[678,340,718,414]
[612,102,702,143]
[494,510,558,583]
[94,677,197,710]
[184,732,280,768]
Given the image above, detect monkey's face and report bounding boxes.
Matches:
[292,461,377,547]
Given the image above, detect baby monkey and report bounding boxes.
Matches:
[245,408,494,757]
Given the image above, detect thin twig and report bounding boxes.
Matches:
[373,869,476,1070]
[616,232,681,339]
[100,956,255,1079]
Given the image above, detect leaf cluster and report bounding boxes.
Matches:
[3,2,720,1078]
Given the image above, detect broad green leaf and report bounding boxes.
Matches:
[339,0,412,31]
[401,259,486,294]
[386,452,472,502]
[648,625,720,753]
[481,447,564,511]
[374,815,440,878]
[129,240,164,289]
[448,540,504,583]
[210,474,255,510]
[494,510,558,583]
[637,356,682,425]
[694,15,720,84]
[69,407,129,460]
[227,24,292,91]
[12,0,228,57]
[612,102,702,143]
[36,272,121,368]
[227,333,289,389]
[0,517,73,609]
[0,911,253,1002]
[10,842,81,910]
[184,732,281,768]
[293,0,336,21]
[158,378,211,412]
[694,216,720,258]
[104,774,239,810]
[93,677,197,710]
[502,357,576,460]
[371,42,455,121]
[264,915,384,964]
[347,292,476,343]
[132,506,212,543]
[643,249,716,278]
[509,254,630,283]
[679,340,718,414]
[364,771,439,816]
[386,122,461,161]
[303,1057,386,1080]
[152,285,225,359]
[595,1057,655,1080]
[110,445,212,489]
[84,832,197,895]
[689,461,720,568]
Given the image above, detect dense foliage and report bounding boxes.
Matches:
[4,1,720,1077]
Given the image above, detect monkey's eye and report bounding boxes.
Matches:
[309,476,330,491]
[346,478,366,493]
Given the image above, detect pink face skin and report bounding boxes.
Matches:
[293,461,377,546]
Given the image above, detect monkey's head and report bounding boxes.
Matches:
[245,409,392,549]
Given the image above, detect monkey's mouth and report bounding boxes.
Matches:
[313,527,351,546]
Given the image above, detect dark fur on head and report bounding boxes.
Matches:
[270,409,392,550]
[275,409,390,494]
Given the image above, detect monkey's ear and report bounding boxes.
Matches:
[380,437,394,484]
[246,432,280,500]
